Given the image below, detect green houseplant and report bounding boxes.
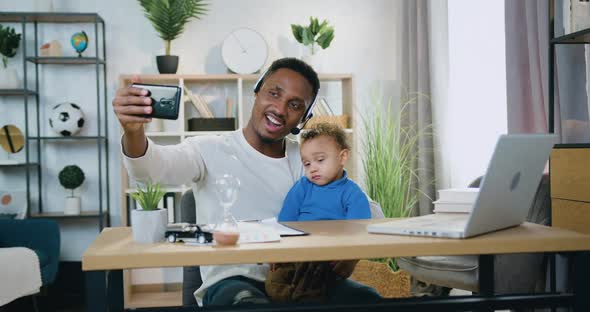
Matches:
[291,17,335,56]
[130,181,168,243]
[0,24,22,88]
[350,88,432,297]
[58,165,85,215]
[138,0,208,73]
[130,181,166,211]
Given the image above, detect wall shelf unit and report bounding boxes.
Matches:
[0,12,110,231]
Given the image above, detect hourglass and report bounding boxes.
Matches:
[213,173,241,245]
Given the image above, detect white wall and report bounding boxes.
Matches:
[0,0,509,282]
[0,0,400,266]
[431,0,508,190]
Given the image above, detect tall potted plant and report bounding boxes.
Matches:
[130,181,167,243]
[58,165,85,215]
[138,0,208,74]
[0,24,22,89]
[291,17,334,69]
[350,88,432,298]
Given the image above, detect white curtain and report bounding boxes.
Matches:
[400,0,435,216]
[505,0,549,134]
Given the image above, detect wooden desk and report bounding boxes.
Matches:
[82,219,590,312]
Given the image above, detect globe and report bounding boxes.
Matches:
[71,31,88,57]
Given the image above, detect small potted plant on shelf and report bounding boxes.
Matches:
[291,17,334,69]
[349,88,433,298]
[130,181,167,243]
[0,24,22,89]
[138,0,209,74]
[58,165,85,215]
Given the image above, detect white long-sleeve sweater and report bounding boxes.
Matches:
[122,129,302,305]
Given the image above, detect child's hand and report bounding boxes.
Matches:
[330,260,359,278]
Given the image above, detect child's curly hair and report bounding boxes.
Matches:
[301,123,350,150]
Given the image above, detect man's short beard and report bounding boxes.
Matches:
[256,128,283,144]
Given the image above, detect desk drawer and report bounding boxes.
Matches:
[552,198,590,234]
[550,148,590,202]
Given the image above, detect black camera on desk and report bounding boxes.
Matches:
[132,83,181,120]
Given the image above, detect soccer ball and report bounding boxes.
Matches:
[49,102,85,136]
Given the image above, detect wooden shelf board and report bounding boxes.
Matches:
[120,73,353,82]
[0,162,39,167]
[184,130,234,136]
[552,28,590,44]
[0,89,37,96]
[26,57,105,65]
[126,289,181,309]
[30,211,104,218]
[146,131,234,137]
[29,136,106,141]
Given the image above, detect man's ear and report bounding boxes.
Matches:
[340,149,350,166]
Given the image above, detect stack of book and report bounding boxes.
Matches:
[184,87,214,118]
[433,188,479,214]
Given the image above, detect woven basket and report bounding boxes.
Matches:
[304,115,349,129]
[350,260,411,298]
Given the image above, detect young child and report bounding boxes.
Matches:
[265,122,371,303]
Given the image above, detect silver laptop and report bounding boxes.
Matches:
[367,134,559,239]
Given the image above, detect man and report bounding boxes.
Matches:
[113,57,379,306]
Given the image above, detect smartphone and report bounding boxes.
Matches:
[131,83,182,120]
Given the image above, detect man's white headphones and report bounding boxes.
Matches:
[253,67,319,135]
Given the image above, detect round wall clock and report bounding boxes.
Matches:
[222,28,268,74]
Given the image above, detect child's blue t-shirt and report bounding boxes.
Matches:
[278,170,371,222]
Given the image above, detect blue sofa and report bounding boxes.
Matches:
[0,219,60,286]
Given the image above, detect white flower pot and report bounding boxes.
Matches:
[64,196,81,215]
[0,68,19,89]
[301,46,323,73]
[131,208,167,243]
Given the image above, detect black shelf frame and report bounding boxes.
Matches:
[28,136,107,141]
[0,89,37,96]
[548,0,590,143]
[547,3,590,309]
[0,162,40,168]
[0,12,110,229]
[26,56,105,65]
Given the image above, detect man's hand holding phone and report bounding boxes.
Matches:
[112,79,153,134]
[113,78,182,157]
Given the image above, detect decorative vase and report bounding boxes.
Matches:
[301,46,322,73]
[156,55,179,74]
[64,196,81,215]
[0,68,19,89]
[131,208,167,243]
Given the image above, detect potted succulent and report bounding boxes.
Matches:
[58,165,85,215]
[291,17,334,69]
[130,181,167,243]
[349,88,432,298]
[138,0,208,74]
[0,24,22,89]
